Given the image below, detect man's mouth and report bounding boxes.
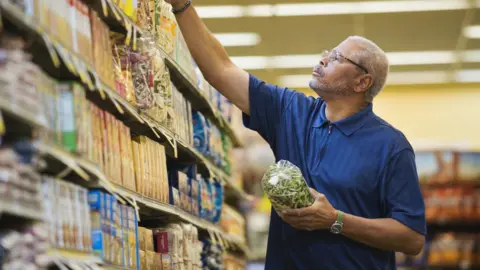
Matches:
[312,70,323,77]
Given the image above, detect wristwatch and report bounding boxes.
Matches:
[330,210,344,234]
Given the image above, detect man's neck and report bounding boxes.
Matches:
[324,98,369,123]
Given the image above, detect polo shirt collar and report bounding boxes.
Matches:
[313,101,373,136]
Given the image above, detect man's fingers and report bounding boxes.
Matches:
[282,204,317,217]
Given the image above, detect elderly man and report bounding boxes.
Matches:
[166,1,426,269]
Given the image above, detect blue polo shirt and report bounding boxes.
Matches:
[243,74,426,270]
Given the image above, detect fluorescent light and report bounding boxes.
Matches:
[455,69,480,82]
[228,50,480,70]
[278,75,312,88]
[387,51,455,65]
[213,33,261,47]
[271,54,321,69]
[195,5,244,18]
[230,56,269,70]
[196,0,470,19]
[246,5,274,17]
[464,25,480,39]
[386,71,450,85]
[277,69,480,87]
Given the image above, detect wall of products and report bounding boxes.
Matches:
[0,0,249,269]
[398,151,480,269]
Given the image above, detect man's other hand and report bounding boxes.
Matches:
[278,188,338,231]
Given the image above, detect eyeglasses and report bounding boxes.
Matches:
[322,50,368,74]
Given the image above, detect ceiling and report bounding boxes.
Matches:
[196,0,480,95]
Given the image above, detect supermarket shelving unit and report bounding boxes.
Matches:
[0,0,251,268]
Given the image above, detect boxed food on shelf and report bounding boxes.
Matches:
[42,177,92,251]
[88,190,139,267]
[192,111,233,171]
[132,136,169,203]
[171,83,193,145]
[154,223,202,270]
[90,10,116,89]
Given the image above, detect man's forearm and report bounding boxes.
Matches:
[174,5,231,83]
[342,213,424,255]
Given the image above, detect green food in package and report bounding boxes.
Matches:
[262,160,315,211]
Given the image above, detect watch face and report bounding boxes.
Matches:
[331,223,342,234]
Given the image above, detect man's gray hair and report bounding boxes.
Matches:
[347,36,389,102]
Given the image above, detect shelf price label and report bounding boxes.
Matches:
[104,89,125,115]
[208,229,218,245]
[54,45,77,75]
[92,73,106,100]
[106,0,122,21]
[41,33,61,68]
[101,0,109,16]
[133,27,138,51]
[0,112,5,136]
[124,19,132,46]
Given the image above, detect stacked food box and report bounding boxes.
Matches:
[88,190,139,268]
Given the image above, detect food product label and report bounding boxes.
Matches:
[156,231,169,253]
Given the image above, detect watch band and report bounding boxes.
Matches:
[172,0,192,14]
[330,210,344,234]
[336,210,344,223]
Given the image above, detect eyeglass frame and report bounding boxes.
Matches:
[322,50,369,74]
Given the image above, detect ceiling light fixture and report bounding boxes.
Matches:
[229,50,480,70]
[277,69,480,88]
[463,25,480,39]
[213,33,261,47]
[196,0,471,19]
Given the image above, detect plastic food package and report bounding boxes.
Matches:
[262,160,314,211]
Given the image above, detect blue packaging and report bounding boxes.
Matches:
[212,180,223,224]
[88,190,103,211]
[88,190,105,259]
[192,111,209,155]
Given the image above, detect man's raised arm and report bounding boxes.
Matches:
[167,0,250,114]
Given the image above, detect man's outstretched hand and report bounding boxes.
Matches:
[164,0,188,10]
[278,188,338,231]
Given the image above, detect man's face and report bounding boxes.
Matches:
[309,39,363,97]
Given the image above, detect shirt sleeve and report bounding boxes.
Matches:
[382,149,426,235]
[243,74,303,147]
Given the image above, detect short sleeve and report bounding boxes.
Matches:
[382,149,426,235]
[243,74,304,146]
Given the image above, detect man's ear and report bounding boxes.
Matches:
[354,74,373,94]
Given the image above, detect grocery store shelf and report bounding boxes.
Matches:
[0,1,249,201]
[427,220,480,233]
[77,0,243,148]
[163,54,243,148]
[0,98,46,129]
[113,184,250,256]
[47,248,103,264]
[32,142,249,255]
[0,199,45,222]
[84,0,143,37]
[421,181,480,188]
